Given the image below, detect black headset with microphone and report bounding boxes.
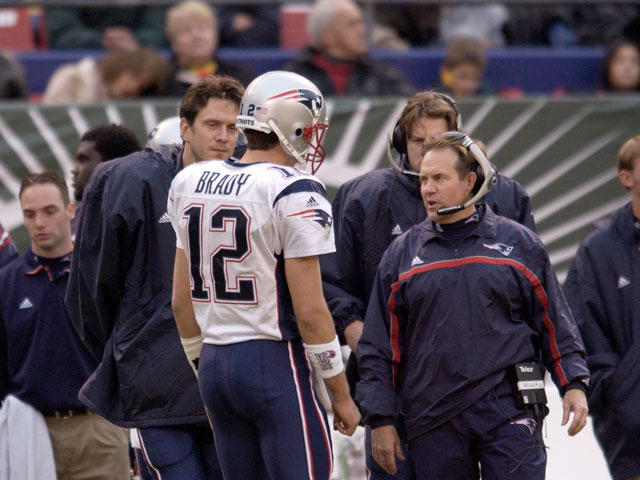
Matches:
[385,92,497,215]
[430,131,497,216]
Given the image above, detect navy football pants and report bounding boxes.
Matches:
[409,377,547,480]
[198,340,334,480]
[137,423,222,480]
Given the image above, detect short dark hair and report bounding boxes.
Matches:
[81,124,142,161]
[443,38,487,71]
[179,75,245,126]
[20,171,70,205]
[243,130,280,151]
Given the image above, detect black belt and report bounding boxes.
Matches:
[42,407,90,419]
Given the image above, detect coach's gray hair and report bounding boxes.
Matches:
[307,0,355,50]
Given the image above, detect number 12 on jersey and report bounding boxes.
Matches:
[182,203,258,304]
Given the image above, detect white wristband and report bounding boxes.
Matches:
[304,337,344,379]
[180,334,203,378]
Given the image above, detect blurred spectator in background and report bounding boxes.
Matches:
[504,5,640,46]
[0,222,18,268]
[165,0,254,96]
[285,0,414,96]
[0,51,28,99]
[436,38,494,97]
[46,6,167,50]
[600,40,640,94]
[439,3,509,47]
[373,5,439,47]
[218,6,279,47]
[42,48,168,104]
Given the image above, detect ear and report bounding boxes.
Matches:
[619,169,633,190]
[180,118,191,144]
[67,201,75,221]
[466,170,477,194]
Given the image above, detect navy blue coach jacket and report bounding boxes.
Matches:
[356,205,587,441]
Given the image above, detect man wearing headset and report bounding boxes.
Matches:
[320,91,535,479]
[356,132,590,479]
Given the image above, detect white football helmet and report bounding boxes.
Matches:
[146,116,182,146]
[236,71,328,173]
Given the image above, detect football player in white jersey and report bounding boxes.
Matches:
[169,71,360,480]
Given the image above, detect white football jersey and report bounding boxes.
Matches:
[168,159,335,345]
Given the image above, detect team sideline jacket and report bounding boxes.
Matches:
[563,202,640,479]
[356,205,588,441]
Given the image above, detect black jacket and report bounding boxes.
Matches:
[284,47,415,97]
[65,145,207,428]
[564,202,640,479]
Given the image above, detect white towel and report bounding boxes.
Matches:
[0,395,56,480]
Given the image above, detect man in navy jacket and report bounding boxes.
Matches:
[321,91,535,479]
[564,134,640,480]
[65,75,244,479]
[357,133,589,479]
[1,171,129,479]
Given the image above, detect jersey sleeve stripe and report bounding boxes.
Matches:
[273,179,327,208]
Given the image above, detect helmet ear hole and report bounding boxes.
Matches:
[295,128,303,136]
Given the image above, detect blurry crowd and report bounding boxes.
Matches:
[0,0,640,104]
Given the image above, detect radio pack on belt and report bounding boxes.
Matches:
[509,362,547,408]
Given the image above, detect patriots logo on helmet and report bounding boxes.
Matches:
[268,89,323,115]
[287,208,333,239]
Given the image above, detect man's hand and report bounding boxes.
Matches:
[343,320,363,352]
[562,388,588,436]
[371,425,405,475]
[330,390,360,436]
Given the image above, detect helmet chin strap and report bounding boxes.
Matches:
[267,119,306,170]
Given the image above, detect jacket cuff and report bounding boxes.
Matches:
[368,416,396,429]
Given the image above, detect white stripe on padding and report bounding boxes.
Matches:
[136,429,163,480]
[302,352,333,473]
[287,341,315,479]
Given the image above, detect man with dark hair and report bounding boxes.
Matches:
[1,171,129,479]
[72,124,142,203]
[0,222,18,268]
[320,91,535,479]
[564,134,640,480]
[357,132,589,479]
[169,70,359,479]
[65,75,245,479]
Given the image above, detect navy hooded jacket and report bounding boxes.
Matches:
[563,202,640,479]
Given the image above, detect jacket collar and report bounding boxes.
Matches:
[418,203,498,244]
[612,202,640,244]
[24,246,71,282]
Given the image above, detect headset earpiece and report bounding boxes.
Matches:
[471,162,485,195]
[391,122,407,156]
